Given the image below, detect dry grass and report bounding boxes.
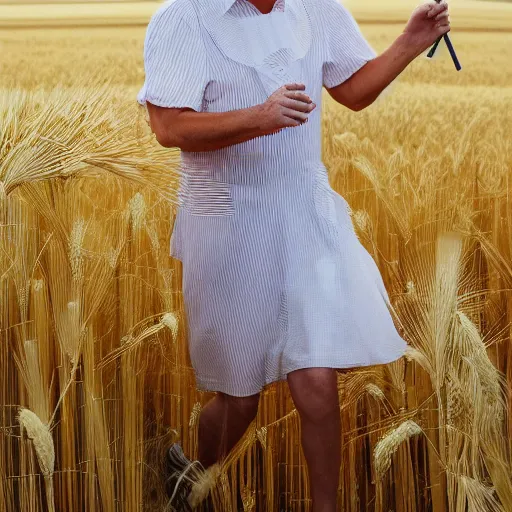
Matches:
[1,4,512,511]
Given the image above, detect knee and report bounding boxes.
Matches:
[288,368,339,424]
[220,392,261,423]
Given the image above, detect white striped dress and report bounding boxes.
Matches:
[137,0,408,397]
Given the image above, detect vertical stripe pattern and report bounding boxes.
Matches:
[137,0,407,397]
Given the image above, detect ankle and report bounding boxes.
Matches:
[197,450,220,469]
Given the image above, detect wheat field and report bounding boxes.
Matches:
[1,2,512,511]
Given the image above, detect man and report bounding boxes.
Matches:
[137,0,450,510]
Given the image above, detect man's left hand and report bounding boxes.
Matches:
[403,1,451,57]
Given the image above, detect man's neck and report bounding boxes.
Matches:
[247,0,278,14]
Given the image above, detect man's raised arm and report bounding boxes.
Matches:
[326,1,451,111]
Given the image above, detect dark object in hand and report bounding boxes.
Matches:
[427,34,461,71]
[426,0,462,71]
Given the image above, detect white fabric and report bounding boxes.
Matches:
[137,0,407,397]
[137,0,209,111]
[322,0,378,88]
[197,0,311,65]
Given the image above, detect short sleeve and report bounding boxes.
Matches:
[136,0,209,112]
[321,0,377,89]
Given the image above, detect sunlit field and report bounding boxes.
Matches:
[1,2,512,511]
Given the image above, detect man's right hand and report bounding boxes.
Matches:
[146,83,316,152]
[258,83,316,135]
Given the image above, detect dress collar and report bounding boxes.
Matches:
[195,0,310,97]
[220,0,285,15]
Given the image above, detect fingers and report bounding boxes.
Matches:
[278,84,315,128]
[425,1,450,34]
[281,118,302,128]
[434,10,449,22]
[437,24,451,35]
[283,99,316,114]
[284,83,306,91]
[427,0,448,19]
[284,89,312,104]
[277,113,302,128]
[282,107,309,124]
[435,9,450,32]
[281,97,316,114]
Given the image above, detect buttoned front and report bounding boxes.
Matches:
[137,0,408,396]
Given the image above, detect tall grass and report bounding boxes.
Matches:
[1,17,512,512]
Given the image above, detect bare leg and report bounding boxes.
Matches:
[287,368,341,512]
[197,392,260,469]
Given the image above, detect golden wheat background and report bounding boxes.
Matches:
[1,1,512,511]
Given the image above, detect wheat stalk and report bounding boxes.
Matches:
[374,420,423,480]
[0,85,180,203]
[17,408,55,512]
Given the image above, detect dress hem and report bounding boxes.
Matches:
[193,345,408,397]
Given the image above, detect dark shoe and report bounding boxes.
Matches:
[164,443,197,511]
[164,443,221,511]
